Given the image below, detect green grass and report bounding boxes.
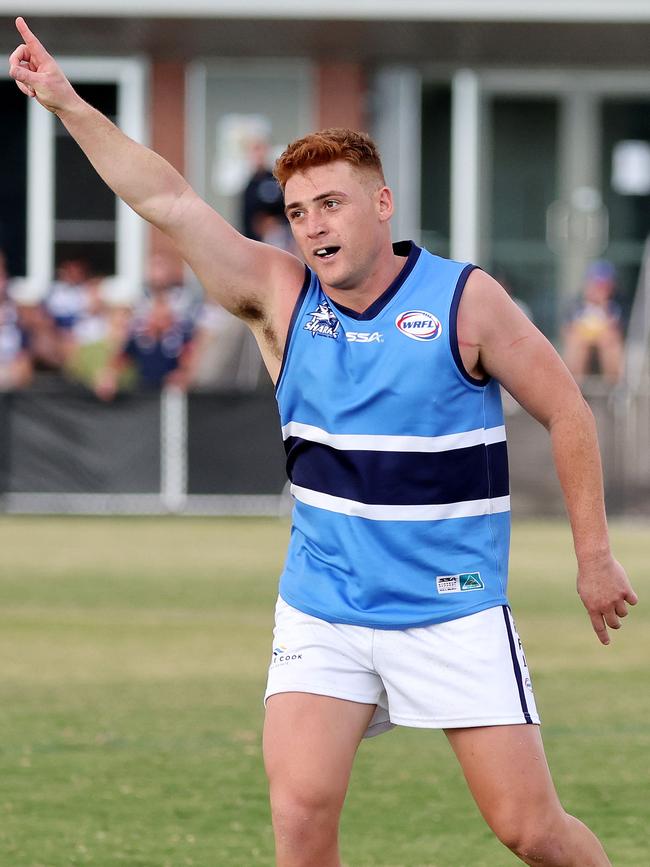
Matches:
[0,517,648,866]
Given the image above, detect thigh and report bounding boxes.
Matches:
[446,723,561,829]
[264,692,376,803]
[265,597,392,737]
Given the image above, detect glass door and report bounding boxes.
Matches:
[485,95,560,336]
[481,74,650,339]
[600,98,650,312]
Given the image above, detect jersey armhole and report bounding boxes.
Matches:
[449,264,490,387]
[274,265,312,396]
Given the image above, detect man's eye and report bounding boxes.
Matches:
[289,210,303,220]
[325,200,338,209]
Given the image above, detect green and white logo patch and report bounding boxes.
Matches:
[460,572,484,591]
[436,571,485,594]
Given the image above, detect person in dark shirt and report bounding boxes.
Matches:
[241,137,293,251]
[94,278,194,400]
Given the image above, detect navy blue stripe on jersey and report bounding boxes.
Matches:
[274,266,312,395]
[488,436,509,499]
[329,241,421,321]
[449,264,489,387]
[285,438,509,506]
[502,605,533,724]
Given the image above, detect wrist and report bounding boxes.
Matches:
[56,90,88,122]
[575,542,612,567]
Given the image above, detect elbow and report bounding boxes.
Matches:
[546,390,595,435]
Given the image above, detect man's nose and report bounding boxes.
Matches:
[305,214,326,238]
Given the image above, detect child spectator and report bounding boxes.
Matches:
[563,260,624,386]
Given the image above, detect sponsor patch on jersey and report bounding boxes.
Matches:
[304,302,340,339]
[345,331,383,343]
[395,310,442,341]
[436,572,485,594]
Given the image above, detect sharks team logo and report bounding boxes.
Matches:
[304,302,341,339]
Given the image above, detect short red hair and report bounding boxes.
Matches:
[274,128,385,190]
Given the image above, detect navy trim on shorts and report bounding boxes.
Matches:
[502,605,533,725]
[275,266,312,395]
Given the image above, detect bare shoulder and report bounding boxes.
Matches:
[459,268,581,424]
[455,268,528,380]
[457,268,521,346]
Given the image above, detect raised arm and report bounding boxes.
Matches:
[9,18,305,363]
[457,269,638,645]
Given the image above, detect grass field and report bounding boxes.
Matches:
[0,516,648,867]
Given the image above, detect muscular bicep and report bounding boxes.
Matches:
[459,270,583,428]
[164,189,305,320]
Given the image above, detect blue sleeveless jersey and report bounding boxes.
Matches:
[275,241,510,628]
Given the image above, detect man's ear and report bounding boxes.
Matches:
[377,185,394,222]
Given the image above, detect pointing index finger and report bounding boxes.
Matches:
[15,17,47,56]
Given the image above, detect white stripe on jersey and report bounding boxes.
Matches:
[290,484,511,522]
[282,422,506,453]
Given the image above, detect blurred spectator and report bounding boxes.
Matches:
[241,137,293,251]
[0,249,32,390]
[14,301,64,372]
[189,300,262,391]
[45,258,92,330]
[563,260,624,386]
[94,260,195,401]
[145,252,197,319]
[63,276,133,389]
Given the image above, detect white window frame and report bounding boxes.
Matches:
[26,56,147,294]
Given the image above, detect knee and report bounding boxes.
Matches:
[269,782,342,842]
[489,807,569,863]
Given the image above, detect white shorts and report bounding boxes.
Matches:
[265,597,540,738]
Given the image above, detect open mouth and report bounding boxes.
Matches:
[314,246,341,260]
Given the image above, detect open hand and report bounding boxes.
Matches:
[9,17,78,114]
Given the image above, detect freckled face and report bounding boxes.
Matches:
[283,161,391,292]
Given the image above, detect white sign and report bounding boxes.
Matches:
[612,140,650,196]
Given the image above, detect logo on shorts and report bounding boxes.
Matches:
[271,644,303,666]
[395,310,442,341]
[436,572,485,594]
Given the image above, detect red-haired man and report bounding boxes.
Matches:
[10,19,637,867]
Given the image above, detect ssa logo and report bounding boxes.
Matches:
[346,331,383,343]
[395,310,442,341]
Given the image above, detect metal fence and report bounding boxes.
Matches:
[0,382,289,516]
[0,379,648,517]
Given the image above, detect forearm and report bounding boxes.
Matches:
[547,396,611,562]
[57,96,189,231]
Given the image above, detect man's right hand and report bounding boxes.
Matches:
[9,17,79,115]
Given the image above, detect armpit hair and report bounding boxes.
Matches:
[233,298,265,322]
[231,298,283,362]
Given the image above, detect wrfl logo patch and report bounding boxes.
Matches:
[395,310,442,341]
